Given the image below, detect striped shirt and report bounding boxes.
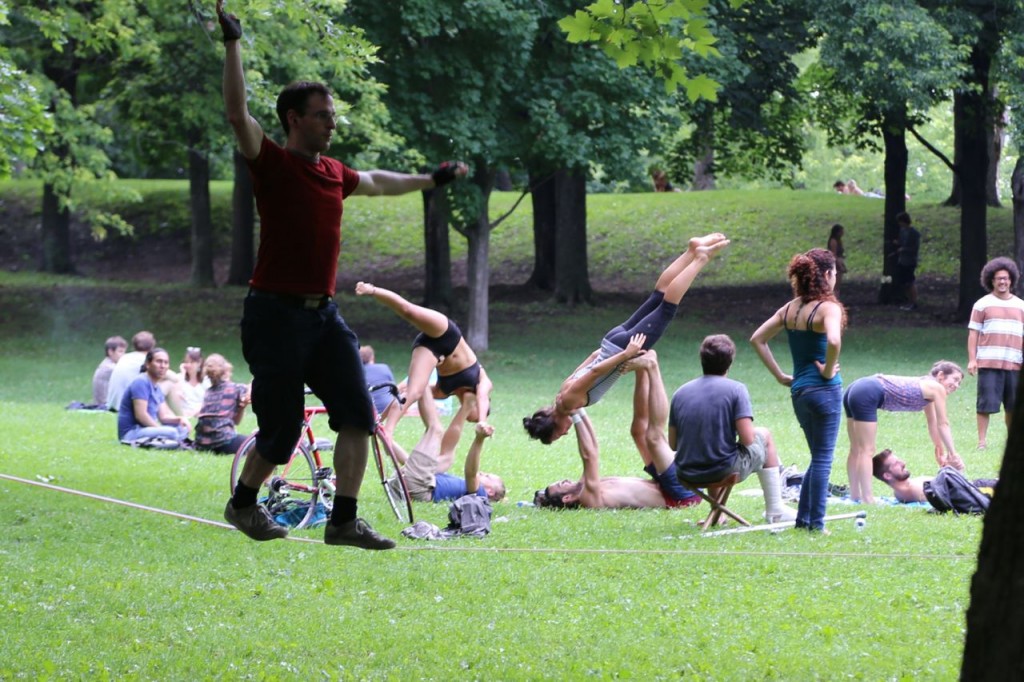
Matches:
[969,293,1024,370]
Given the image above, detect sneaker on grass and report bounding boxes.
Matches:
[224,500,289,541]
[324,518,396,550]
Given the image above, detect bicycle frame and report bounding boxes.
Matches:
[230,384,413,529]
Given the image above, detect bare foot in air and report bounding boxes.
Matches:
[695,238,730,261]
[689,233,727,251]
[355,282,376,296]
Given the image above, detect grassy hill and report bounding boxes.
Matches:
[0,179,1015,297]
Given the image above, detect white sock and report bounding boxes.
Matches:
[758,468,796,521]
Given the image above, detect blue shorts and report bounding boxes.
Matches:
[241,294,374,465]
[843,377,885,422]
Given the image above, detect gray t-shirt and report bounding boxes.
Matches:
[670,375,753,483]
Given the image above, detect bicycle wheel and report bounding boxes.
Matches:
[230,436,321,530]
[372,430,414,524]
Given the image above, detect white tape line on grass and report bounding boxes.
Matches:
[0,473,320,545]
[0,473,972,559]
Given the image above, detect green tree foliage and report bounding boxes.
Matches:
[4,0,142,260]
[809,0,967,302]
[346,0,541,348]
[0,1,51,179]
[558,0,738,100]
[666,0,818,187]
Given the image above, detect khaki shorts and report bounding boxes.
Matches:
[729,430,768,482]
[392,445,436,502]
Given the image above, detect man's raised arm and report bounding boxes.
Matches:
[218,0,263,160]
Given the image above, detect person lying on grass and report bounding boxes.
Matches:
[534,351,699,509]
[524,233,730,445]
[872,448,995,504]
[389,392,505,503]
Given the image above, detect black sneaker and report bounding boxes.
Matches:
[224,500,289,541]
[324,518,396,550]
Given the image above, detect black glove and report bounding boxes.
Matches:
[216,1,243,42]
[431,161,460,187]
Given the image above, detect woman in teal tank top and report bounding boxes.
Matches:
[751,249,846,531]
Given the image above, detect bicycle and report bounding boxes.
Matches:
[229,383,414,529]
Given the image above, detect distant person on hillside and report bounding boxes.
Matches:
[195,353,251,455]
[832,180,848,194]
[92,335,127,406]
[967,257,1024,450]
[893,211,921,311]
[117,348,191,445]
[524,233,730,445]
[651,169,681,193]
[106,330,157,411]
[827,224,847,294]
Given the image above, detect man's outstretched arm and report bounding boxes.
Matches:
[352,162,468,197]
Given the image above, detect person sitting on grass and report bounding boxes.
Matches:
[844,360,964,505]
[389,392,505,503]
[92,335,127,406]
[107,330,157,411]
[872,449,996,504]
[534,351,699,510]
[195,353,251,455]
[672,334,796,523]
[117,348,190,445]
[524,233,730,445]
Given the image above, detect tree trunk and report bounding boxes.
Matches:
[554,169,591,305]
[692,148,716,191]
[878,107,908,305]
[464,166,495,352]
[944,93,964,208]
[422,188,452,310]
[526,169,556,291]
[956,45,992,322]
[188,135,215,288]
[39,48,77,275]
[960,372,1024,680]
[39,181,74,274]
[691,107,716,191]
[1014,158,1024,290]
[227,149,255,286]
[987,92,1005,208]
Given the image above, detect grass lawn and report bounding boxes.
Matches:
[0,187,1004,679]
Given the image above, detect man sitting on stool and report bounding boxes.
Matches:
[672,334,795,523]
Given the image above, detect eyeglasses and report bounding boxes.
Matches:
[307,110,337,123]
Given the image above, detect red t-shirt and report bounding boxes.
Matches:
[247,136,360,296]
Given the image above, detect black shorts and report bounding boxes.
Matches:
[412,319,462,360]
[241,293,374,465]
[894,263,917,286]
[976,368,1018,414]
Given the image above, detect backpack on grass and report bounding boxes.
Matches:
[923,467,991,515]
